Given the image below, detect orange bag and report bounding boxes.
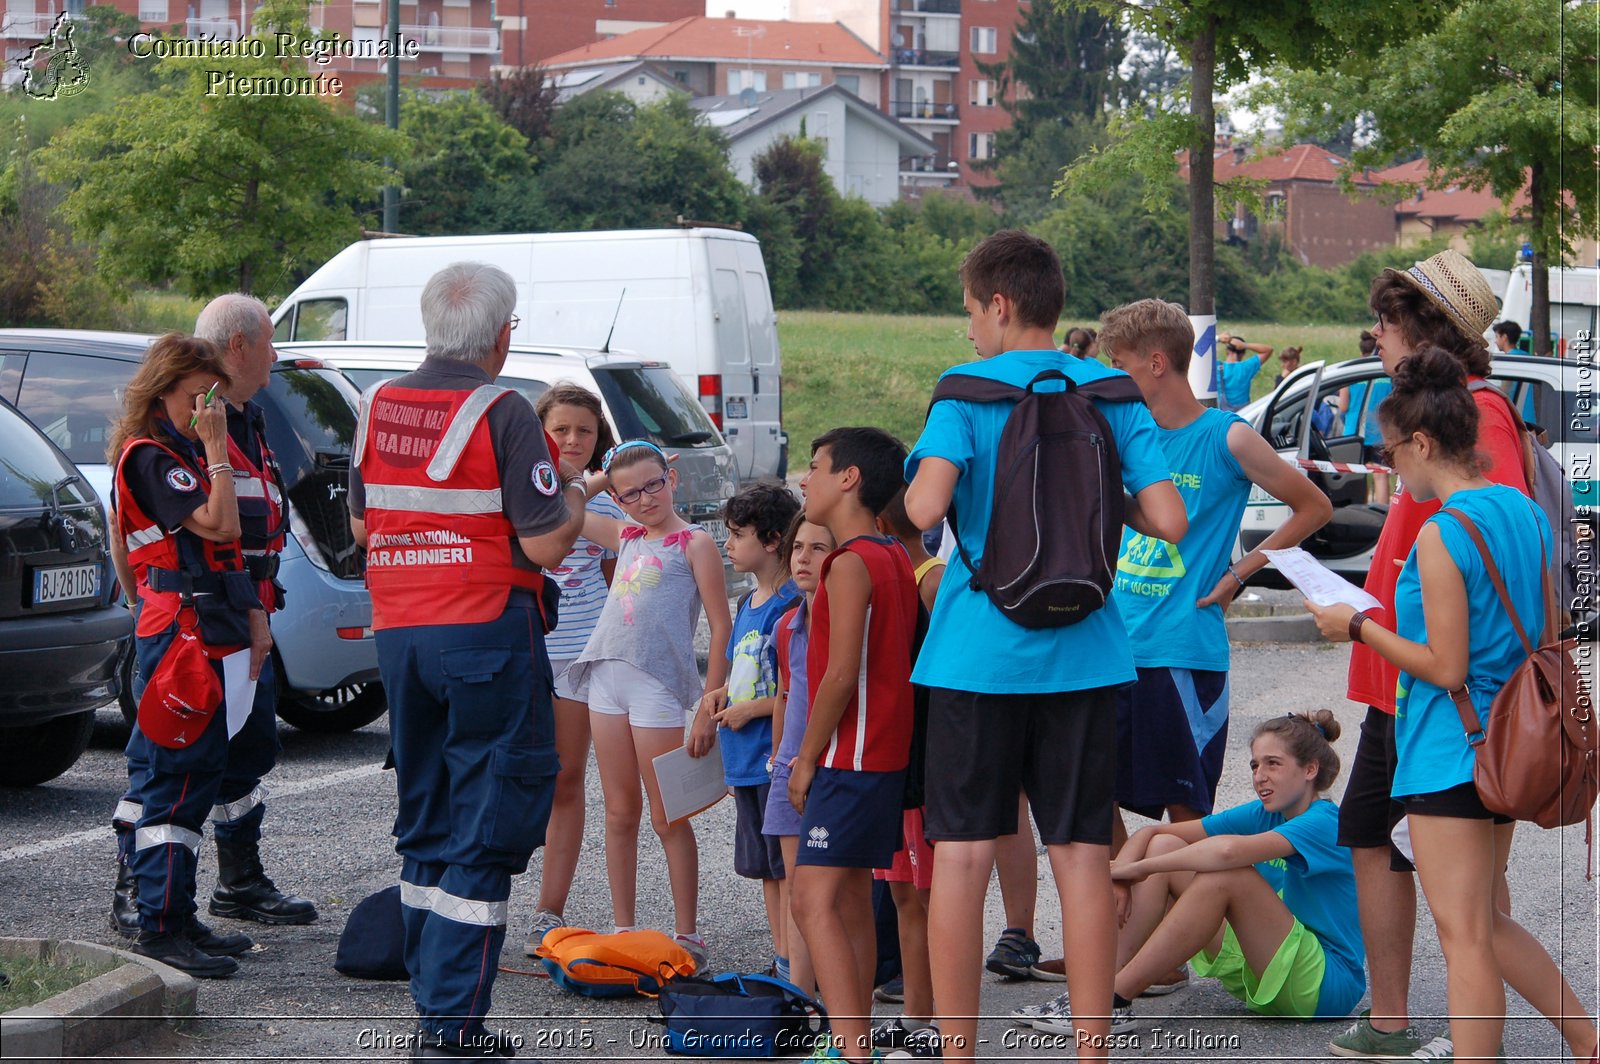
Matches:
[535,927,698,997]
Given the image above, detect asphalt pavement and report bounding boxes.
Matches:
[2,632,1595,1063]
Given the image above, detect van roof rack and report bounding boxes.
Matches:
[674,217,744,231]
[361,229,416,239]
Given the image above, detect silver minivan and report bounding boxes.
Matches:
[279,342,746,588]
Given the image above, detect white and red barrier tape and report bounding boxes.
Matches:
[1281,455,1396,477]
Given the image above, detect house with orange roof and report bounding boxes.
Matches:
[539,15,890,108]
[1377,161,1597,266]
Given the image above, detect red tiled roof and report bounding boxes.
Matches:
[1376,160,1530,223]
[541,16,884,69]
[1178,143,1375,185]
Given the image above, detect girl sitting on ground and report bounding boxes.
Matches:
[1014,711,1364,1036]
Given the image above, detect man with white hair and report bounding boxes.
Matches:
[109,294,317,960]
[350,262,588,1058]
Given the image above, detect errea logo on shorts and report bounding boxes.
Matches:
[806,826,829,850]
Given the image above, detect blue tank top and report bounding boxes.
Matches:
[1113,408,1251,670]
[1391,485,1551,797]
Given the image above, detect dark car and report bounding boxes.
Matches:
[0,397,132,786]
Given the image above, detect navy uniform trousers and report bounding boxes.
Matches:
[377,593,559,1049]
[118,617,282,919]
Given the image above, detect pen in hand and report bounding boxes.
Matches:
[190,381,219,428]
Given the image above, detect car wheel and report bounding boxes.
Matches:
[276,681,387,733]
[117,642,137,728]
[0,711,96,786]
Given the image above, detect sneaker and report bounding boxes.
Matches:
[884,1027,942,1059]
[1405,1037,1504,1062]
[873,975,905,1004]
[1029,991,1137,1036]
[674,933,708,973]
[985,927,1042,978]
[1029,957,1067,981]
[873,1017,938,1053]
[809,1042,883,1060]
[1139,965,1189,997]
[1328,1010,1428,1058]
[522,908,563,956]
[1011,990,1071,1026]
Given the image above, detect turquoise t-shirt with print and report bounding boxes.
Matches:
[1201,799,1366,1017]
[1114,408,1250,671]
[1391,485,1550,798]
[906,350,1169,694]
[1217,355,1261,411]
[720,580,801,786]
[1341,379,1391,445]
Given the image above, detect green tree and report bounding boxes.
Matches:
[37,57,403,297]
[1058,0,1425,322]
[479,66,559,152]
[390,88,530,235]
[975,1,1124,219]
[1267,0,1599,355]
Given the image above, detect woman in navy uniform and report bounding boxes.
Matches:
[107,333,271,978]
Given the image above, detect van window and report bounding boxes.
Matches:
[294,299,348,341]
[16,352,132,465]
[591,366,721,448]
[0,402,90,510]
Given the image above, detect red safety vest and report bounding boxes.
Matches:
[114,438,248,639]
[355,381,547,631]
[225,412,286,615]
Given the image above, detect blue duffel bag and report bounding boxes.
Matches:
[652,971,828,1057]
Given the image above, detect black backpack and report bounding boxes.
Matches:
[928,368,1146,629]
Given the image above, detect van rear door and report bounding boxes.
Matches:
[706,237,757,479]
[736,239,785,478]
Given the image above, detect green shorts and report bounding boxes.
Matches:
[1189,919,1325,1018]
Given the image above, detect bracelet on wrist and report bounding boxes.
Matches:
[1226,563,1247,591]
[1348,610,1371,644]
[207,463,234,477]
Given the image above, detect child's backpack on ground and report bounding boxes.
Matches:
[535,927,698,997]
[929,367,1146,629]
[651,971,827,1056]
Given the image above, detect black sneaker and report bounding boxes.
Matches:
[985,927,1041,978]
[872,1015,918,1052]
[885,1027,944,1059]
[873,974,905,1004]
[131,930,238,979]
[408,1029,520,1059]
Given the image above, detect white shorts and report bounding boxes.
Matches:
[549,656,579,703]
[585,659,688,730]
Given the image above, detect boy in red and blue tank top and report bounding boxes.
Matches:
[789,427,919,1064]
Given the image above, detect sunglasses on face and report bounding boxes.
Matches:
[1376,439,1411,466]
[614,475,668,505]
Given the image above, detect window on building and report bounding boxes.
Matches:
[139,0,167,21]
[969,26,996,53]
[672,69,689,83]
[782,71,822,89]
[968,78,993,107]
[728,68,767,94]
[968,132,993,160]
[836,74,860,95]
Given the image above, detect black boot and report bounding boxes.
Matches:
[109,854,141,939]
[131,929,239,979]
[184,915,253,957]
[210,840,318,925]
[409,1030,519,1059]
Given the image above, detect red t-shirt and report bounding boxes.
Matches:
[807,536,918,772]
[1346,381,1530,712]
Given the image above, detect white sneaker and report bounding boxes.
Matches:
[1029,991,1137,1036]
[1010,991,1071,1025]
[521,908,563,956]
[1411,1037,1456,1060]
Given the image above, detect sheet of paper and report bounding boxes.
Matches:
[221,649,257,740]
[1263,547,1383,612]
[652,738,729,824]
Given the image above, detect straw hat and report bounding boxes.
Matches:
[1385,249,1497,342]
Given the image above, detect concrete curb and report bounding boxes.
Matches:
[0,937,197,1063]
[1226,610,1321,643]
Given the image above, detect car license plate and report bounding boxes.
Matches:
[725,397,749,420]
[33,563,101,606]
[700,518,729,548]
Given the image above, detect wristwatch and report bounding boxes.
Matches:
[1348,611,1371,644]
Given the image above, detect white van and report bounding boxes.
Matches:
[270,228,787,480]
[1492,264,1599,356]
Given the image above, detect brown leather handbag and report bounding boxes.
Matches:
[1443,508,1597,835]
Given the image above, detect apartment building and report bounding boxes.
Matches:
[503,0,699,67]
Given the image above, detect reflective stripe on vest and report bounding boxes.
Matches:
[135,823,202,853]
[362,483,503,515]
[427,385,509,481]
[126,524,165,550]
[352,380,384,470]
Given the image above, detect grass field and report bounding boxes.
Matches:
[777,311,1370,455]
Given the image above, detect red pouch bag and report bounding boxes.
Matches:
[137,628,223,748]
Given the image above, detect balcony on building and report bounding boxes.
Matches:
[900,153,960,178]
[891,99,958,122]
[891,47,958,68]
[894,0,961,14]
[402,22,500,53]
[1,11,63,39]
[186,15,240,39]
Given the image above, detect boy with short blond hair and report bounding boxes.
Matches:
[790,427,919,1063]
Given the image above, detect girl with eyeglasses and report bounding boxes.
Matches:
[1307,348,1596,1064]
[566,439,731,967]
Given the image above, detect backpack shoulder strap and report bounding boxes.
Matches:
[1074,375,1148,405]
[929,372,1025,407]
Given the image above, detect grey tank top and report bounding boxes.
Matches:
[570,525,706,712]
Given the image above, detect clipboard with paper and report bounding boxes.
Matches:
[652,737,729,824]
